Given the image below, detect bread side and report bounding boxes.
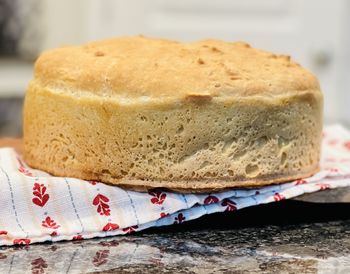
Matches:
[23,80,322,192]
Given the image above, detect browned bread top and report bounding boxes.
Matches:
[34,36,320,101]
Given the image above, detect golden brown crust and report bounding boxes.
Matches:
[0,138,316,192]
[78,167,321,193]
[34,36,320,100]
[24,36,323,193]
[24,155,320,193]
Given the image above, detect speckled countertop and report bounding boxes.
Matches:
[1,199,350,273]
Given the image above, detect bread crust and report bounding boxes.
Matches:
[34,36,320,100]
[23,36,323,192]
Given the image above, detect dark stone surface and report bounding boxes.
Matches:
[1,200,350,273]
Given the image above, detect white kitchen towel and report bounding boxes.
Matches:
[0,124,349,246]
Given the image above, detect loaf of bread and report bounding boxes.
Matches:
[23,36,323,192]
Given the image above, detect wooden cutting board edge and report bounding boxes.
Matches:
[0,138,23,154]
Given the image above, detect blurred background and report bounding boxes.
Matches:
[0,0,349,136]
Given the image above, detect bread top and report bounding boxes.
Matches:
[34,36,320,100]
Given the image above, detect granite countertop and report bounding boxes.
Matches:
[1,199,350,273]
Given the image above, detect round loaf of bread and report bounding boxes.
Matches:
[23,36,323,192]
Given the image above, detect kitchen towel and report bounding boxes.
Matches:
[0,124,350,246]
